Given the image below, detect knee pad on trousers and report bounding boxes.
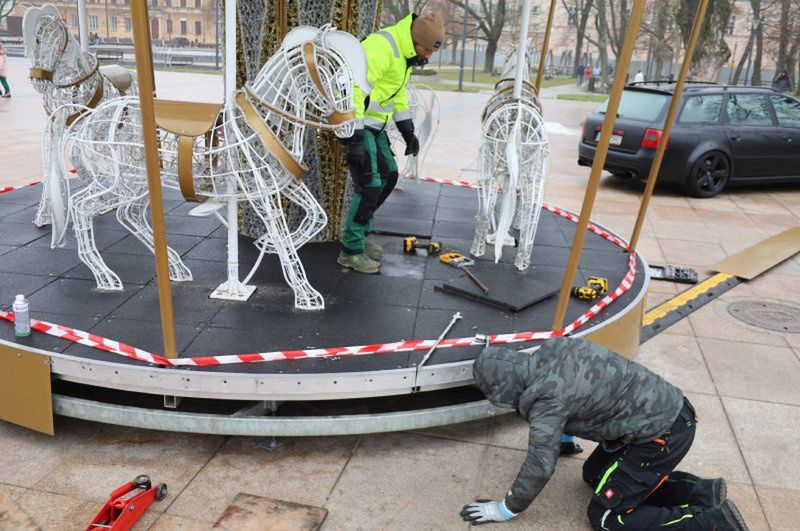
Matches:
[354,187,381,225]
[377,170,399,209]
[587,501,619,531]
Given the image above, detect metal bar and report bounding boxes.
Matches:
[550,0,646,332]
[628,0,709,253]
[534,0,557,93]
[418,312,461,369]
[130,0,178,358]
[514,0,532,99]
[53,395,512,436]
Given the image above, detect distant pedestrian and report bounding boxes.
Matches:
[593,65,601,79]
[0,43,10,98]
[772,70,792,93]
[634,69,645,83]
[576,63,585,86]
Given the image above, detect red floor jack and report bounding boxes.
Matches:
[86,475,167,530]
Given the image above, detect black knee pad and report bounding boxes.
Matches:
[586,501,611,530]
[354,187,381,225]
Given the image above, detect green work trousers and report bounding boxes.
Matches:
[341,128,398,255]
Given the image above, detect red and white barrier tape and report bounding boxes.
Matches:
[0,177,637,366]
[0,181,42,195]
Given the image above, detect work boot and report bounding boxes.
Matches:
[699,500,749,531]
[1,93,10,98]
[337,252,380,274]
[364,239,383,261]
[667,471,727,507]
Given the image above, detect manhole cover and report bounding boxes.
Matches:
[727,301,800,333]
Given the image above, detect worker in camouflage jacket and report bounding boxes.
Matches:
[461,337,749,530]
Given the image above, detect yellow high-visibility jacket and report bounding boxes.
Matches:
[354,14,416,130]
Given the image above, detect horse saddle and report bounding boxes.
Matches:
[153,99,224,203]
[99,65,134,94]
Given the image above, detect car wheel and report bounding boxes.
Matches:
[684,151,730,198]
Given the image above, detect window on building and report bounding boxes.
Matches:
[166,0,172,6]
[71,15,78,27]
[111,0,116,4]
[195,0,201,7]
[125,17,131,30]
[151,0,158,7]
[166,19,173,33]
[726,94,773,126]
[532,5,540,16]
[726,14,736,35]
[125,0,129,5]
[679,95,723,123]
[195,21,201,34]
[180,0,186,7]
[111,17,118,30]
[180,20,187,34]
[566,6,577,28]
[89,15,98,29]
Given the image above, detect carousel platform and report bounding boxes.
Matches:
[0,179,648,435]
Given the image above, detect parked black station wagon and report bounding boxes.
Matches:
[578,82,800,197]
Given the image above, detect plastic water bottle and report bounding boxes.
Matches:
[13,294,31,337]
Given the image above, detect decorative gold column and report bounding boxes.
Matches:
[130,0,178,358]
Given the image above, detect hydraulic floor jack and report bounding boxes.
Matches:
[86,475,167,530]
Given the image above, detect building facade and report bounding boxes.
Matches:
[9,0,217,46]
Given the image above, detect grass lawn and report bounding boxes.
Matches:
[557,93,608,102]
[422,82,485,93]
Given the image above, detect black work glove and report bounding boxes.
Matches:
[395,118,420,157]
[341,128,366,170]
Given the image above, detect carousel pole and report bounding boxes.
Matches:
[628,0,710,253]
[130,0,178,358]
[551,0,646,332]
[77,0,89,50]
[533,0,557,93]
[210,0,256,301]
[513,0,532,99]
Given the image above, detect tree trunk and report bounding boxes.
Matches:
[776,0,789,71]
[749,0,762,86]
[731,31,753,85]
[484,39,497,73]
[451,35,460,64]
[681,0,732,81]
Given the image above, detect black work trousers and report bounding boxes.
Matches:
[583,398,718,530]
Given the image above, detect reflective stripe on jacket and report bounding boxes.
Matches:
[354,13,416,129]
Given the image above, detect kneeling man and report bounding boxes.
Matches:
[461,337,748,530]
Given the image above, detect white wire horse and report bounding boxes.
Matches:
[387,83,440,181]
[58,26,368,310]
[22,4,136,240]
[470,40,548,271]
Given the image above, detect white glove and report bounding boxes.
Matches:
[460,499,517,525]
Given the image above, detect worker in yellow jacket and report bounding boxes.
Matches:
[337,12,445,274]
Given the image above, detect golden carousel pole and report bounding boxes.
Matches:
[130,0,178,358]
[533,0,557,93]
[551,0,646,332]
[628,0,710,253]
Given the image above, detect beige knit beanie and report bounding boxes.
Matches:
[411,12,445,51]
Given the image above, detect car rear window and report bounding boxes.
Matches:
[679,95,723,123]
[597,90,669,121]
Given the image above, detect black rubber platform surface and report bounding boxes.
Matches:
[0,181,645,374]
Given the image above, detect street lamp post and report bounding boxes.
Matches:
[458,2,468,92]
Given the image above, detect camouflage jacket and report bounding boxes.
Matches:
[473,337,683,513]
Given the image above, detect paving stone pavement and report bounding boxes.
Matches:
[1,59,799,529]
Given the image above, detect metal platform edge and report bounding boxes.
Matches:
[10,224,649,403]
[53,394,513,436]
